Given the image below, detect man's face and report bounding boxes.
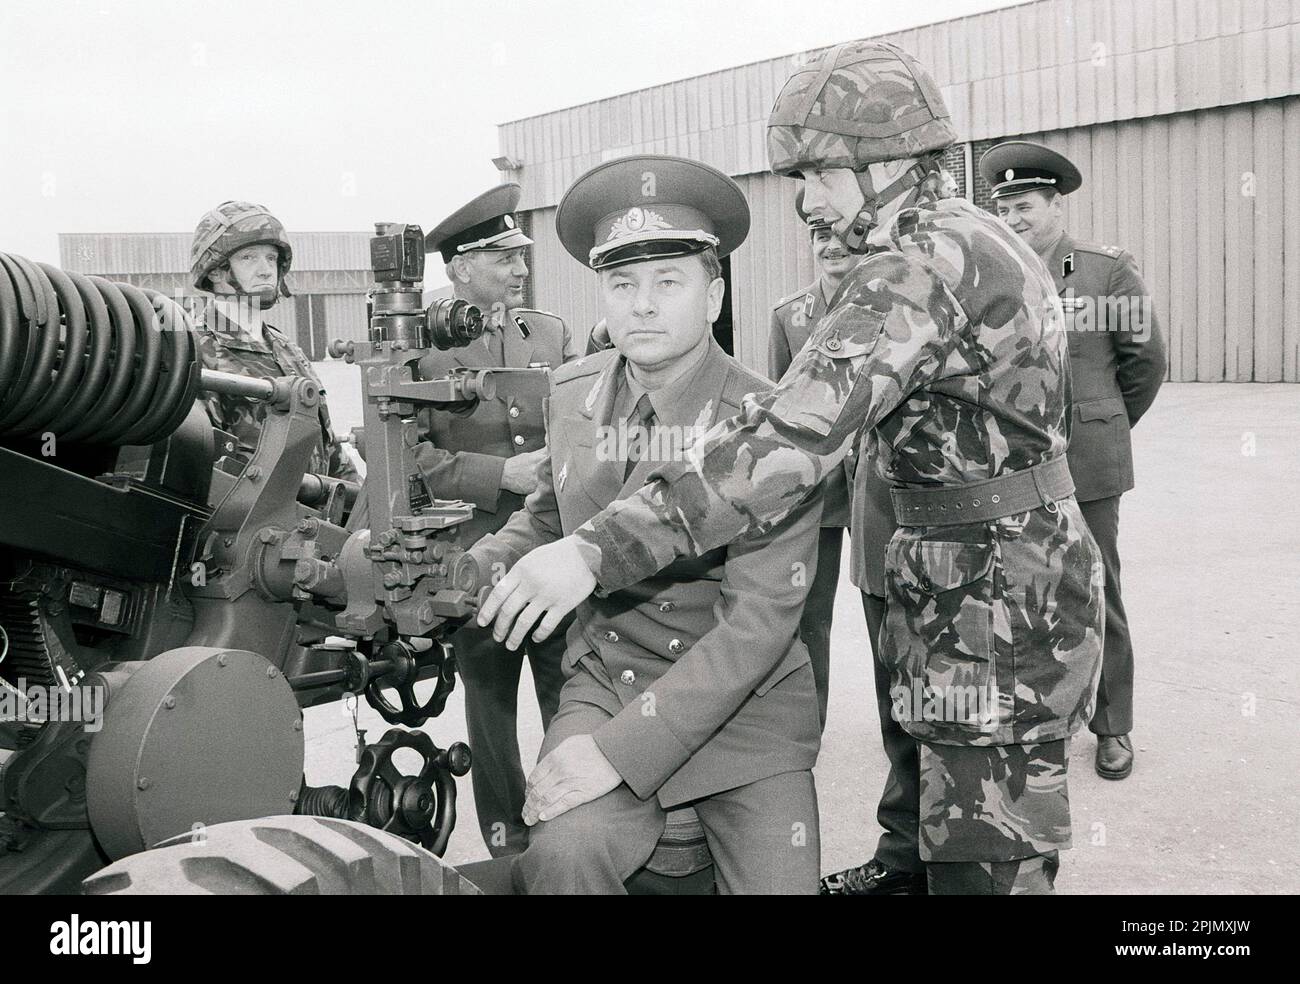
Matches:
[811,226,855,280]
[600,254,723,372]
[995,190,1065,254]
[459,247,528,312]
[214,244,280,297]
[800,168,866,239]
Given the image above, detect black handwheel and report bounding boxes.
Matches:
[364,639,458,727]
[349,728,468,857]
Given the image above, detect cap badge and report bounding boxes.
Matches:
[608,206,668,240]
[1005,169,1015,180]
[504,214,515,228]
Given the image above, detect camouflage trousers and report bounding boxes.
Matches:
[918,738,1072,863]
[880,499,1102,890]
[927,852,1061,895]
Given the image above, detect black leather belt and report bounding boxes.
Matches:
[890,457,1075,526]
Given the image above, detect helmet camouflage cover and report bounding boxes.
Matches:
[767,40,958,176]
[190,201,294,293]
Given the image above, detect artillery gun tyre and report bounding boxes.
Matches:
[81,815,480,895]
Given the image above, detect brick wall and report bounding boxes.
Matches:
[969,138,1002,212]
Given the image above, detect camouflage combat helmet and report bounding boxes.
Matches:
[767,40,956,175]
[768,41,957,252]
[190,201,293,304]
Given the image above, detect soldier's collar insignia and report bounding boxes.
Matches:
[1062,252,1075,277]
[607,207,669,240]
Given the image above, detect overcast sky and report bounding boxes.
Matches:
[1,0,1021,275]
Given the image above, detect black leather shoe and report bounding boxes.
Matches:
[819,858,928,895]
[1096,734,1134,779]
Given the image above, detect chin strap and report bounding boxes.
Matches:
[841,162,930,253]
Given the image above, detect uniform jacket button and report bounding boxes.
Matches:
[620,669,636,685]
[509,405,521,418]
[603,629,619,643]
[513,434,526,446]
[668,639,685,655]
[658,601,675,613]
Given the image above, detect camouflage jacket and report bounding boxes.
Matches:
[194,302,357,482]
[576,188,1104,747]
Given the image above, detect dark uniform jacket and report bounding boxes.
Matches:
[414,307,576,544]
[1047,234,1167,503]
[468,340,822,807]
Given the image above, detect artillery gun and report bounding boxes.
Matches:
[0,225,544,893]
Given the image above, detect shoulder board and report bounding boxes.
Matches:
[1071,241,1126,261]
[551,347,615,386]
[773,285,815,310]
[720,359,775,408]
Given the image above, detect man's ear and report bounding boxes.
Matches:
[450,255,473,285]
[706,276,726,324]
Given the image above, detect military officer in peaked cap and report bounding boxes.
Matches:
[466,154,824,893]
[981,140,1168,781]
[417,183,578,857]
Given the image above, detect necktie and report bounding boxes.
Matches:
[624,393,656,482]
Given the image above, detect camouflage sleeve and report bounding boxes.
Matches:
[1108,251,1167,427]
[194,333,232,434]
[768,308,793,379]
[575,252,963,594]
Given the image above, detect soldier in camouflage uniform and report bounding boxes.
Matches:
[190,201,356,482]
[478,41,1104,895]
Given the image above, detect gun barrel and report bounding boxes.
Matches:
[200,368,279,402]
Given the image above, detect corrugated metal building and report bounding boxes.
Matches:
[58,231,375,358]
[499,0,1300,381]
